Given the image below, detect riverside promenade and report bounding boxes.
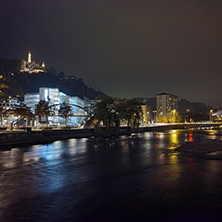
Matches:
[0,127,131,147]
[0,123,221,147]
[0,128,95,147]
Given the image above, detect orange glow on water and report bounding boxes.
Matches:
[188,131,193,142]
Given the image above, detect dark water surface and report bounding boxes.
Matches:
[1,130,222,222]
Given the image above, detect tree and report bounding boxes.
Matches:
[94,96,121,135]
[58,102,71,126]
[117,99,143,127]
[13,104,33,126]
[168,110,182,123]
[157,115,167,123]
[94,96,116,128]
[35,100,53,126]
[46,66,57,75]
[94,96,143,130]
[57,72,65,80]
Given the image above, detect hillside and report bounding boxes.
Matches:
[14,72,104,99]
[0,58,104,99]
[0,57,214,111]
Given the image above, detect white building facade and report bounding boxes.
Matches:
[24,87,86,127]
[69,97,85,126]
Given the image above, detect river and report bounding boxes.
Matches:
[1,129,222,222]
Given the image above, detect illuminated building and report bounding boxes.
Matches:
[141,105,153,124]
[0,97,21,110]
[0,97,23,125]
[20,51,46,73]
[156,93,178,118]
[23,93,39,111]
[69,96,85,126]
[212,110,222,121]
[24,87,85,126]
[83,97,98,114]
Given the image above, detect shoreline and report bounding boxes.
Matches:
[1,124,222,148]
[175,139,222,160]
[0,127,132,147]
[0,128,95,147]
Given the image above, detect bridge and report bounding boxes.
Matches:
[137,122,222,132]
[48,103,90,126]
[10,103,92,128]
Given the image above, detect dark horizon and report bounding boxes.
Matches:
[1,0,222,107]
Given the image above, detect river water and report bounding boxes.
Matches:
[1,129,222,222]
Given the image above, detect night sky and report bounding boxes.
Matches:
[1,0,222,107]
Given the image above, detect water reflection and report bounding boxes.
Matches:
[169,130,179,149]
[1,129,218,172]
[188,131,194,142]
[1,130,222,221]
[206,130,217,140]
[158,132,165,149]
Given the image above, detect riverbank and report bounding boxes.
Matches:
[0,128,95,147]
[1,123,222,147]
[0,127,132,147]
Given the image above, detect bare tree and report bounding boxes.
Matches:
[58,102,71,126]
[35,100,53,127]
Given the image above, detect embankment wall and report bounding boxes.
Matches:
[0,129,95,146]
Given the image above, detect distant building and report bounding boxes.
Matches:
[20,51,46,73]
[0,97,23,125]
[24,87,85,126]
[0,97,21,110]
[24,93,40,111]
[212,110,222,121]
[83,97,98,114]
[156,93,178,118]
[141,105,153,124]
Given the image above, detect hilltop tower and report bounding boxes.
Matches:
[20,51,46,73]
[28,51,32,63]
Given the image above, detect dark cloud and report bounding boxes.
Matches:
[1,0,222,107]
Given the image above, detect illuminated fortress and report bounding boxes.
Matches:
[20,51,45,73]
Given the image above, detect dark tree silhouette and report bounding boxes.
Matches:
[58,102,71,126]
[35,100,54,126]
[13,104,33,126]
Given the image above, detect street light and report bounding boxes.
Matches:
[209,110,213,122]
[173,109,176,123]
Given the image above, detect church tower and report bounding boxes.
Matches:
[20,51,45,73]
[28,51,32,63]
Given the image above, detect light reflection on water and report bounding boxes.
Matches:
[1,129,222,221]
[0,129,219,171]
